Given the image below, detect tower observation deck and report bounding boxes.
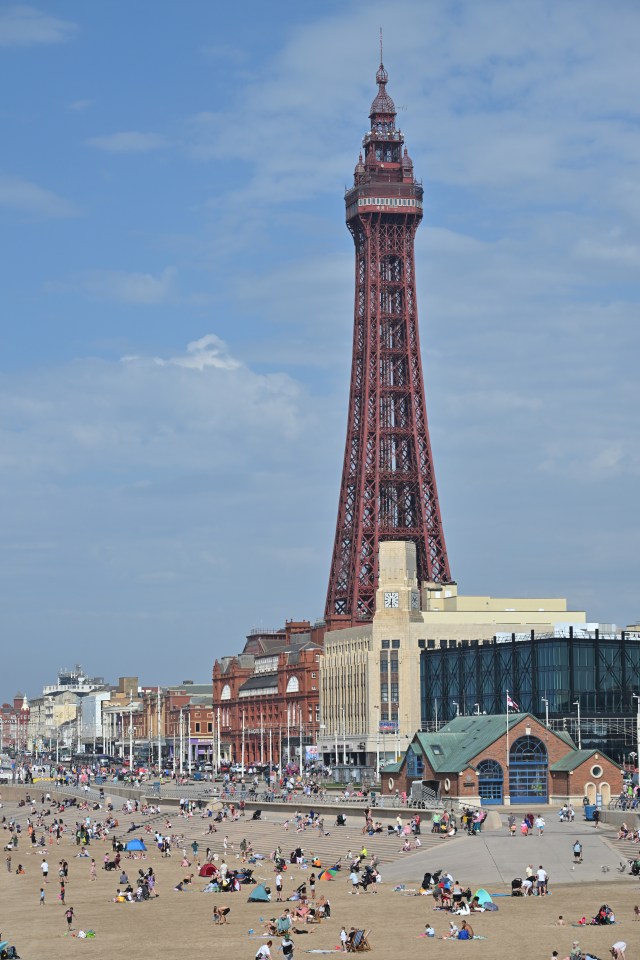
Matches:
[325,59,451,628]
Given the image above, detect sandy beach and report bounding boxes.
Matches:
[1,794,638,960]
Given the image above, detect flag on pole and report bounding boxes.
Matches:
[506,694,519,711]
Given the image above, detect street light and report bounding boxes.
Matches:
[373,706,380,780]
[452,701,459,718]
[632,694,640,765]
[573,698,581,750]
[541,698,549,728]
[473,703,480,715]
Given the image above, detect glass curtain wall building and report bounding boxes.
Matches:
[420,629,640,760]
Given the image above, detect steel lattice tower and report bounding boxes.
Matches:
[325,58,451,628]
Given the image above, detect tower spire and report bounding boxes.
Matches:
[379,26,383,66]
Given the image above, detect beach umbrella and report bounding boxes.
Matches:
[319,869,338,880]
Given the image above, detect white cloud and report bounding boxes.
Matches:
[0,335,310,476]
[71,266,176,304]
[68,99,92,112]
[0,173,79,218]
[123,334,241,372]
[87,131,168,154]
[0,4,77,46]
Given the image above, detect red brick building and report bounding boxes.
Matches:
[0,694,30,751]
[212,621,324,768]
[382,713,623,806]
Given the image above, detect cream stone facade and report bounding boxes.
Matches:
[319,541,587,771]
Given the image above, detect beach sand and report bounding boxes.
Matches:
[1,798,637,959]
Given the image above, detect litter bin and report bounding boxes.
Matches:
[584,804,596,821]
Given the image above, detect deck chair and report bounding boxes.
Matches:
[347,930,371,952]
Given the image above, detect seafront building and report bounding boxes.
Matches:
[381,711,625,806]
[318,540,594,770]
[212,621,324,768]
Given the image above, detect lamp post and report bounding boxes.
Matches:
[179,706,184,775]
[156,687,162,772]
[241,708,246,777]
[573,698,582,750]
[632,694,640,766]
[286,706,291,772]
[129,690,134,773]
[373,705,380,779]
[474,703,480,715]
[453,701,459,718]
[541,697,549,728]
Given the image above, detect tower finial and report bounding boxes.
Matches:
[379,26,383,66]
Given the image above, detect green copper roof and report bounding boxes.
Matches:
[550,749,617,772]
[380,760,402,774]
[412,713,577,774]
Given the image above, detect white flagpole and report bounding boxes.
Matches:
[505,690,510,775]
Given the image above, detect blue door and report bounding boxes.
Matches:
[477,759,503,805]
[509,736,548,804]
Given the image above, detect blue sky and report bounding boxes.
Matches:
[1,1,638,696]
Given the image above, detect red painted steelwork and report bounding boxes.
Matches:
[325,61,451,628]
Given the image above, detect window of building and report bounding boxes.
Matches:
[380,657,388,674]
[391,682,399,703]
[221,684,231,701]
[315,705,320,720]
[381,682,389,703]
[382,640,390,649]
[392,639,400,648]
[390,656,398,673]
[406,746,424,778]
[286,676,300,693]
[311,672,316,679]
[195,723,201,733]
[207,722,213,733]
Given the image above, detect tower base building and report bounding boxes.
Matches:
[319,540,588,770]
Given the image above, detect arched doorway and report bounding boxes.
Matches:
[600,782,610,804]
[584,781,596,804]
[509,736,548,804]
[477,759,504,805]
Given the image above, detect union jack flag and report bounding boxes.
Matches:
[506,694,519,711]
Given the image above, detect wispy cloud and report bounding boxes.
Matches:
[68,99,92,112]
[69,266,176,304]
[123,334,241,372]
[0,4,77,46]
[0,174,79,218]
[87,131,168,153]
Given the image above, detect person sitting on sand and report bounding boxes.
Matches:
[454,899,471,916]
[442,921,459,940]
[457,920,474,940]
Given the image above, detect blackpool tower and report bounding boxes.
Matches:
[325,57,451,628]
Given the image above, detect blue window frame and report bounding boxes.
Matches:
[509,736,548,804]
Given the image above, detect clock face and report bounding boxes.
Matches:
[384,591,399,609]
[411,592,420,610]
